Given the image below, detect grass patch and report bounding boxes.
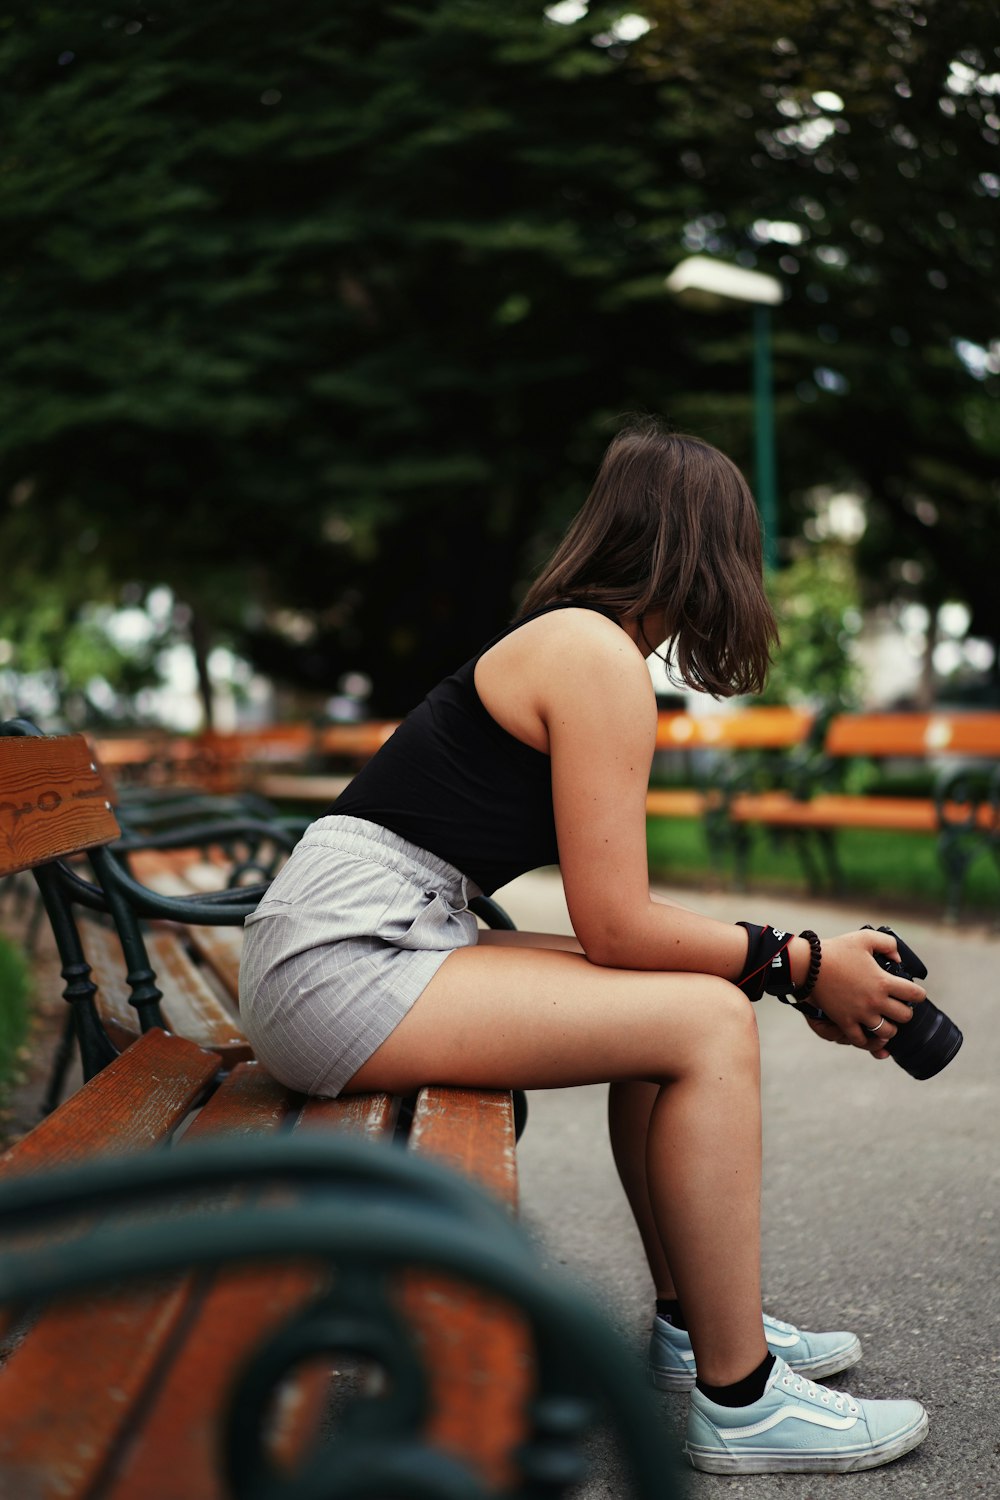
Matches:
[0,934,31,1096]
[646,817,1000,917]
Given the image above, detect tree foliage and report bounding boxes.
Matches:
[759,546,862,711]
[639,0,1000,648]
[0,1,689,711]
[0,0,997,715]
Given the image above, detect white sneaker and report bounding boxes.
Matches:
[684,1356,929,1474]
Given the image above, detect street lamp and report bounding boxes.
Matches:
[664,255,783,572]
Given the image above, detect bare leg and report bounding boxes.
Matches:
[490,934,680,1301]
[608,1080,677,1300]
[346,938,766,1386]
[476,934,680,1301]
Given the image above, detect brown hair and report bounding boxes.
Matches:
[519,420,778,696]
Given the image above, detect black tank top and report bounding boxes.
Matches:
[329,602,620,894]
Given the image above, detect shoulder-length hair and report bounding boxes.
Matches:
[519,421,778,697]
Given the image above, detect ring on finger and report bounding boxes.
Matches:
[865,1017,887,1036]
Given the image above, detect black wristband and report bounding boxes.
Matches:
[763,943,793,999]
[736,921,795,1002]
[792,930,822,1001]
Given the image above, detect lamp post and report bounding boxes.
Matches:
[664,255,783,572]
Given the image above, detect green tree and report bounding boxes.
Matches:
[1,1,997,718]
[760,545,862,710]
[640,0,1000,671]
[0,570,167,727]
[0,2,692,714]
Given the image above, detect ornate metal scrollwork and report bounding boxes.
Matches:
[225,1269,442,1500]
[0,1136,684,1500]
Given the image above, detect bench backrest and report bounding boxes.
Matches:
[823,712,1000,759]
[2,723,268,1083]
[0,732,121,877]
[316,720,400,758]
[656,706,814,752]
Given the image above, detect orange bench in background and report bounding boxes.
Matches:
[239,709,819,831]
[722,711,1000,920]
[91,708,1000,920]
[646,707,818,869]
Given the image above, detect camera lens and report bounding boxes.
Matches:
[885,996,963,1080]
[867,927,962,1081]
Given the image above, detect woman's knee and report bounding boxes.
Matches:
[709,975,758,1024]
[707,981,760,1085]
[656,975,759,1083]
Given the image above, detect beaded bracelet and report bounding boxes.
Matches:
[791,929,822,1001]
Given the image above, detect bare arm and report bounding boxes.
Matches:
[543,616,749,976]
[534,613,924,1052]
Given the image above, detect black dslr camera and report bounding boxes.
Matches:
[798,925,962,1081]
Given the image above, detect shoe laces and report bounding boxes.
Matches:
[780,1368,859,1417]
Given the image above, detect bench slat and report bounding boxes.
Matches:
[101,1089,398,1500]
[315,722,400,758]
[645,788,709,820]
[145,854,242,895]
[824,711,1000,758]
[0,1030,217,1345]
[405,1086,528,1489]
[251,771,351,802]
[0,1030,217,1179]
[0,1038,226,1494]
[656,707,813,751]
[729,792,991,834]
[126,849,218,893]
[79,919,250,1058]
[183,924,245,1003]
[296,1090,398,1139]
[409,1086,517,1215]
[78,917,160,1054]
[123,853,248,1003]
[0,1273,200,1498]
[145,929,249,1051]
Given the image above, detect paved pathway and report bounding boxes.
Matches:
[493,869,1000,1499]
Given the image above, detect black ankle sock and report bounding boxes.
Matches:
[696,1351,776,1408]
[655,1298,686,1330]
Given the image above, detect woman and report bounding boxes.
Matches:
[240,422,929,1474]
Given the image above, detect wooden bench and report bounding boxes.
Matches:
[721,712,1000,918]
[7,719,514,1104]
[91,726,325,798]
[246,721,402,805]
[14,738,300,1114]
[91,732,213,792]
[90,723,400,807]
[111,709,1000,919]
[646,708,816,858]
[0,725,676,1498]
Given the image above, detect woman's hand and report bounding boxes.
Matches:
[805,928,927,1060]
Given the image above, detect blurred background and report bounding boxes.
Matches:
[0,0,997,731]
[2,15,997,1480]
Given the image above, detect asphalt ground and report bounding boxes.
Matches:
[493,869,1000,1500]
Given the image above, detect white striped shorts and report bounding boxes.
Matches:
[238,816,481,1097]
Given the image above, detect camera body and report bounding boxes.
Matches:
[798,925,962,1081]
